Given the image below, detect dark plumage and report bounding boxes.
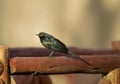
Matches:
[36,32,69,56]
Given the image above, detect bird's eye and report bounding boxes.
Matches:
[39,33,44,37]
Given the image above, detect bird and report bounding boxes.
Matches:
[36,32,95,68]
[36,32,69,57]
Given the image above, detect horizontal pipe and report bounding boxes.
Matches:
[10,55,120,75]
[9,47,120,58]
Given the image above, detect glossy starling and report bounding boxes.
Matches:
[36,32,69,57]
[36,32,95,68]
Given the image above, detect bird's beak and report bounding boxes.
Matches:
[36,34,39,36]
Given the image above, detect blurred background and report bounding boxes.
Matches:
[0,0,120,84]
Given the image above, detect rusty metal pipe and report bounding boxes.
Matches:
[9,47,120,58]
[10,55,120,75]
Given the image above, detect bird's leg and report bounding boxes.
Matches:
[32,71,41,76]
[49,51,55,57]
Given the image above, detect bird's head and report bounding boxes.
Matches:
[36,32,54,39]
[36,32,46,37]
[36,32,52,38]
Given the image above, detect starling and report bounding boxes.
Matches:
[36,32,95,68]
[36,32,69,57]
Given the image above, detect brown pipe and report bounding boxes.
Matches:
[9,47,120,58]
[10,55,120,75]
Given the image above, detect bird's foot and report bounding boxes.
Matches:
[48,51,55,57]
[32,71,41,76]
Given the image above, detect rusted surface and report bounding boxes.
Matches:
[10,55,120,75]
[9,47,120,58]
[98,68,120,84]
[0,46,9,84]
[8,45,120,75]
[0,61,4,75]
[112,41,120,50]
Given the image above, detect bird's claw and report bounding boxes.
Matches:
[32,71,41,76]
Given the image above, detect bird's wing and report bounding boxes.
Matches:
[50,38,68,53]
[41,37,52,49]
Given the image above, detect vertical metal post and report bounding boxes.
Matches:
[0,46,9,84]
[98,41,120,84]
[98,69,120,84]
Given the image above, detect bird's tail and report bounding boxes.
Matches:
[68,50,95,68]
